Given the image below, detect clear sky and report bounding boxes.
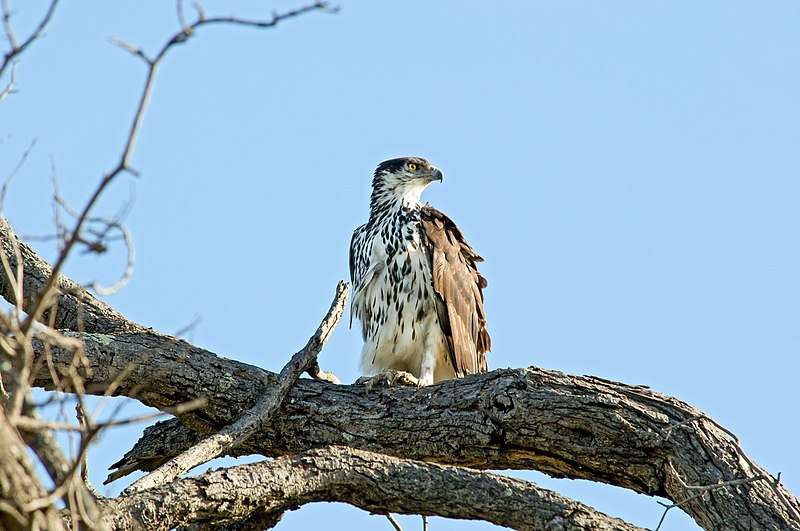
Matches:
[2,1,799,529]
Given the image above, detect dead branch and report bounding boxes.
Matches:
[15,326,799,530]
[1,2,796,528]
[0,3,344,530]
[656,460,773,530]
[0,60,14,101]
[18,1,333,336]
[0,215,144,333]
[2,217,797,528]
[385,514,403,531]
[125,281,348,493]
[0,137,34,210]
[0,0,59,84]
[102,446,644,531]
[11,398,206,433]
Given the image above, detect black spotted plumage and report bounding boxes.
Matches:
[350,157,490,385]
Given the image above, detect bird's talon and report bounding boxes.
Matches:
[356,370,420,390]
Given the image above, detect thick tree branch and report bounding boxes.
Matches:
[102,446,643,531]
[20,330,799,530]
[2,217,799,529]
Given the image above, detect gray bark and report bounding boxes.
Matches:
[0,217,137,335]
[104,446,643,531]
[2,215,799,530]
[20,330,800,530]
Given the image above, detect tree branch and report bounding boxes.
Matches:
[124,281,348,493]
[0,216,137,333]
[18,1,334,336]
[19,329,799,530]
[2,216,799,529]
[0,0,59,83]
[102,446,644,531]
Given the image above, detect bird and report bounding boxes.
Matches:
[349,157,490,386]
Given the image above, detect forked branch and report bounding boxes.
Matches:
[19,0,334,335]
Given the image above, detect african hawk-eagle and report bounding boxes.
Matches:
[350,157,491,386]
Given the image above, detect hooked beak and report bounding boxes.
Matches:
[430,167,443,182]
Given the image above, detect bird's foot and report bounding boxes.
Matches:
[356,370,420,390]
[417,372,434,387]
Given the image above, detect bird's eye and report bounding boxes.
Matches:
[408,163,417,171]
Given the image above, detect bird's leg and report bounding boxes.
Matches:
[417,348,436,387]
[416,329,443,387]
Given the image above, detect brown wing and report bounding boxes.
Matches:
[420,205,491,377]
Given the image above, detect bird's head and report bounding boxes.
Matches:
[371,157,443,209]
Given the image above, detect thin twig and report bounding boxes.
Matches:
[385,513,403,531]
[0,2,336,528]
[125,281,349,494]
[88,222,135,295]
[76,403,104,499]
[655,460,771,530]
[1,0,18,49]
[176,0,190,34]
[0,137,35,211]
[12,397,206,432]
[0,59,14,101]
[659,416,800,527]
[20,0,333,336]
[663,413,739,444]
[0,0,59,81]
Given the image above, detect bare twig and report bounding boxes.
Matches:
[661,415,800,524]
[1,0,18,48]
[655,460,771,530]
[176,0,190,34]
[88,222,135,295]
[76,403,104,499]
[385,513,403,531]
[125,280,348,493]
[29,168,137,291]
[173,315,202,340]
[20,0,333,336]
[0,58,14,100]
[0,0,59,82]
[663,413,739,443]
[0,4,337,529]
[0,137,35,212]
[0,403,67,530]
[12,397,206,432]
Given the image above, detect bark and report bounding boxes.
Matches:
[2,215,799,530]
[20,332,800,530]
[0,217,138,334]
[124,281,349,494]
[103,446,643,531]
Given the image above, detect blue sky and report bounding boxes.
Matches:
[2,1,799,529]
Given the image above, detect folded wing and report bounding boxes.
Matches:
[419,205,490,376]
